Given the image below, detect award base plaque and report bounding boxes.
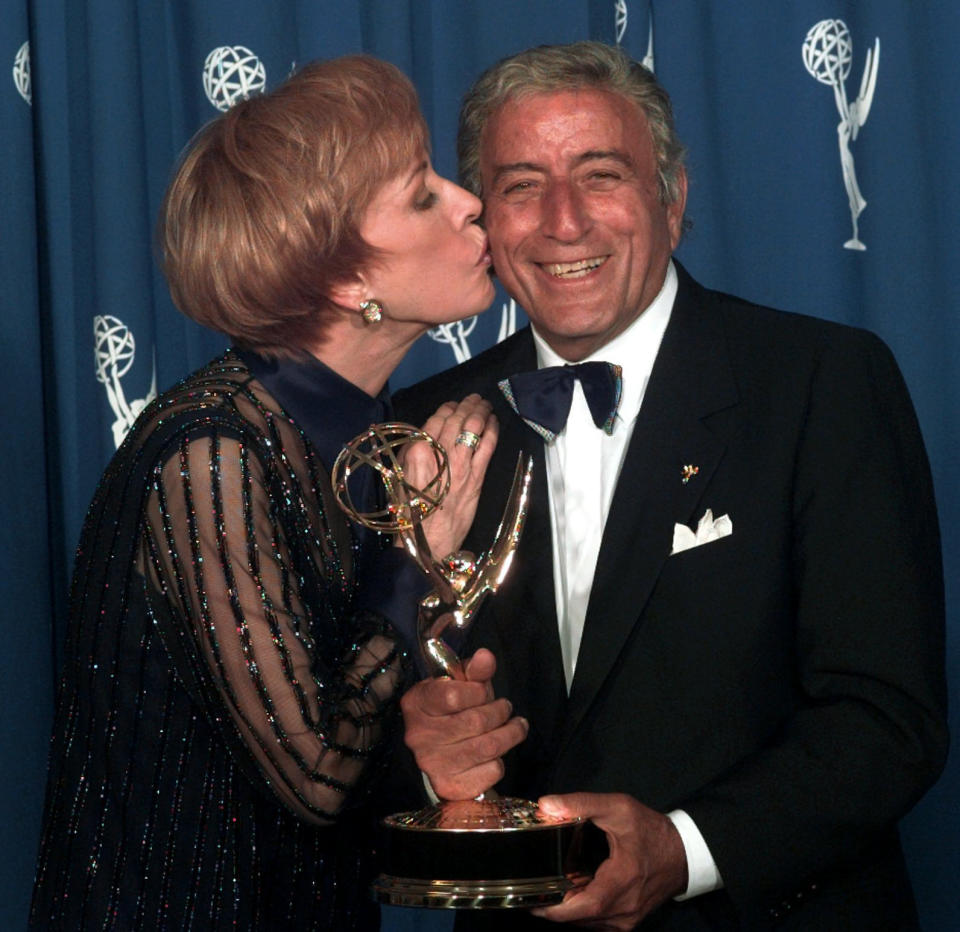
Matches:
[373,797,590,909]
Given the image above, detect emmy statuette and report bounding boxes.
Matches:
[332,424,593,908]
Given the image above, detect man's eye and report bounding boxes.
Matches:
[415,191,437,210]
[502,180,535,196]
[588,171,621,183]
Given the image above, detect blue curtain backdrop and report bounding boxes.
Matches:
[2,1,957,928]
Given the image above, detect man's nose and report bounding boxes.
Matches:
[539,181,590,241]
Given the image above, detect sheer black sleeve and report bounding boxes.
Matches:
[139,403,411,824]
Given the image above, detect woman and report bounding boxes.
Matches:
[31,56,497,930]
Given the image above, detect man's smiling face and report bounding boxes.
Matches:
[480,87,686,361]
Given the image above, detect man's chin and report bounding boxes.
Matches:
[530,324,616,362]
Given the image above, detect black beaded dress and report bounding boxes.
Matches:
[31,350,424,930]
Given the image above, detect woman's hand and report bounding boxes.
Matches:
[401,394,497,559]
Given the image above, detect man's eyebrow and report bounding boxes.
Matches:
[490,161,543,185]
[575,149,634,168]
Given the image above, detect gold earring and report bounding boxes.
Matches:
[360,299,383,324]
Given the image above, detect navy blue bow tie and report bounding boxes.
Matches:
[499,361,623,442]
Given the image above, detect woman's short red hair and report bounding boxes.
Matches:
[159,55,428,357]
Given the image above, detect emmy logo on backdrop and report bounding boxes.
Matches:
[428,317,478,365]
[615,0,628,46]
[429,298,520,365]
[203,45,266,112]
[93,315,157,449]
[13,40,31,105]
[802,19,880,251]
[614,1,656,74]
[332,425,596,909]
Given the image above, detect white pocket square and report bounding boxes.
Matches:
[671,508,733,555]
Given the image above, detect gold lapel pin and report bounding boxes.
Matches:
[681,464,699,485]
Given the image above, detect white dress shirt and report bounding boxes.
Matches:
[531,261,722,900]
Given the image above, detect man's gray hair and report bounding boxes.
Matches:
[458,41,686,206]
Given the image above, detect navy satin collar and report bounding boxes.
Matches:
[236,349,391,471]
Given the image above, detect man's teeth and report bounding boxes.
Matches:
[545,257,606,278]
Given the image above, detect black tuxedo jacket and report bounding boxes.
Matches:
[393,266,947,930]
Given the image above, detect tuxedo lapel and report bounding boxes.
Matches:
[563,274,739,742]
[463,330,540,550]
[493,429,566,750]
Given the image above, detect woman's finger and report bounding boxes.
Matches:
[467,413,498,480]
[418,400,457,445]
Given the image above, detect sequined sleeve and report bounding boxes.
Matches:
[141,420,408,825]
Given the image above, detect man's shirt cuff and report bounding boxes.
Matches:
[667,809,724,900]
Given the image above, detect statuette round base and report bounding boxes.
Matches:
[373,797,590,909]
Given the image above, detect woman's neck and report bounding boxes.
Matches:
[304,313,426,397]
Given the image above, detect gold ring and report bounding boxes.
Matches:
[455,430,481,450]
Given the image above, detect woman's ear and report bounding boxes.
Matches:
[328,274,369,313]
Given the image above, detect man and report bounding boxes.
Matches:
[394,42,947,930]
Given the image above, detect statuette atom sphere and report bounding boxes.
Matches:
[331,423,450,533]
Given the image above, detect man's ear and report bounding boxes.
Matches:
[667,167,688,250]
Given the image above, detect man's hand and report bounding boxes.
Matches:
[400,649,528,800]
[531,792,688,930]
